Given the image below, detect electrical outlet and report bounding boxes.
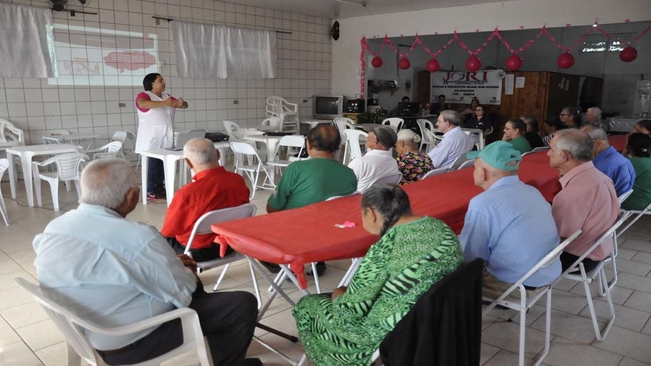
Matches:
[233,100,239,104]
[303,99,308,103]
[118,103,126,108]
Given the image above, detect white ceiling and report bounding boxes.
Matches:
[226,0,521,19]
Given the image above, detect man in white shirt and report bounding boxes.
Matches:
[349,125,400,192]
[33,159,261,366]
[428,110,475,169]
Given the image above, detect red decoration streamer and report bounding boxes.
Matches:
[358,23,651,93]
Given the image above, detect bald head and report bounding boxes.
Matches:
[184,138,220,169]
[306,125,341,154]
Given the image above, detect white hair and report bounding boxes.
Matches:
[554,129,593,161]
[80,159,139,210]
[587,107,602,121]
[183,138,218,166]
[397,129,421,147]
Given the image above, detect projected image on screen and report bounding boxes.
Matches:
[48,24,158,86]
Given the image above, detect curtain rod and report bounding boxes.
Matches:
[151,16,292,34]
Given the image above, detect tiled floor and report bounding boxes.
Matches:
[1,176,651,366]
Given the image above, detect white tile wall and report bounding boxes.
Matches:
[0,0,332,145]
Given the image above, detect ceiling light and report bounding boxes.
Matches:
[332,0,367,7]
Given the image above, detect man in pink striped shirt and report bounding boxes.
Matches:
[548,129,619,272]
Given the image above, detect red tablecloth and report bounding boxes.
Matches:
[212,151,561,289]
[608,135,627,152]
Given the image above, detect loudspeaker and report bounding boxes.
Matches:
[331,21,340,41]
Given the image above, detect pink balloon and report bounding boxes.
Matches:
[506,54,523,71]
[620,46,638,62]
[466,55,482,72]
[557,52,575,69]
[426,58,440,72]
[398,58,411,70]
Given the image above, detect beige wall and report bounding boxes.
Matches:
[331,0,651,98]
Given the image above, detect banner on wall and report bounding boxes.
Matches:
[431,70,505,105]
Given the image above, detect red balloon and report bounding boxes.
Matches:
[620,46,638,62]
[398,58,411,70]
[557,52,575,69]
[371,56,383,68]
[426,58,440,72]
[466,55,482,72]
[506,54,523,71]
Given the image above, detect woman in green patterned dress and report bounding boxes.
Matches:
[292,185,464,366]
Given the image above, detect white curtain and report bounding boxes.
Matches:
[172,21,276,79]
[0,3,57,78]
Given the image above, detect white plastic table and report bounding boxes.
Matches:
[140,142,230,207]
[462,128,485,150]
[6,144,81,207]
[243,135,286,163]
[43,134,99,150]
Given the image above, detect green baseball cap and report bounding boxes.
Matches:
[466,141,522,171]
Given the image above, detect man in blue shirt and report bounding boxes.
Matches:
[460,142,561,300]
[33,159,261,366]
[582,125,635,197]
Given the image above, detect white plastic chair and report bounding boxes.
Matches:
[183,203,262,308]
[531,146,550,153]
[14,277,213,366]
[416,119,435,151]
[333,117,362,163]
[0,118,25,149]
[457,159,476,170]
[32,153,89,211]
[421,167,448,179]
[261,117,282,132]
[448,154,471,172]
[483,230,582,366]
[266,96,299,133]
[267,135,306,171]
[559,215,629,342]
[110,132,129,160]
[85,142,123,160]
[230,142,275,199]
[0,158,9,225]
[42,130,71,144]
[382,118,404,132]
[367,173,402,190]
[343,130,368,165]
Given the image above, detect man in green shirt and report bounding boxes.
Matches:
[263,125,358,275]
[267,125,357,212]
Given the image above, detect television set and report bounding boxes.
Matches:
[313,95,346,119]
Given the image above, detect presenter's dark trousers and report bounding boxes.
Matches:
[98,283,258,366]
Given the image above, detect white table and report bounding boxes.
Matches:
[243,135,289,163]
[6,144,81,207]
[140,142,231,207]
[462,128,485,150]
[43,134,100,150]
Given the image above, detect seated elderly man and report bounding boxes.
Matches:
[33,159,260,366]
[162,138,250,261]
[581,125,635,197]
[428,110,475,169]
[583,107,602,127]
[460,142,561,299]
[265,125,357,275]
[348,125,400,192]
[548,129,619,272]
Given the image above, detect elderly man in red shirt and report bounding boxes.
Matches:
[162,138,250,261]
[548,129,619,272]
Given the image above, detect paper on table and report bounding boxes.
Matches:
[505,74,515,95]
[516,77,525,88]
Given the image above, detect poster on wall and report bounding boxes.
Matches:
[431,70,505,105]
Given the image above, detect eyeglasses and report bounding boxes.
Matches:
[559,113,570,116]
[475,109,483,112]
